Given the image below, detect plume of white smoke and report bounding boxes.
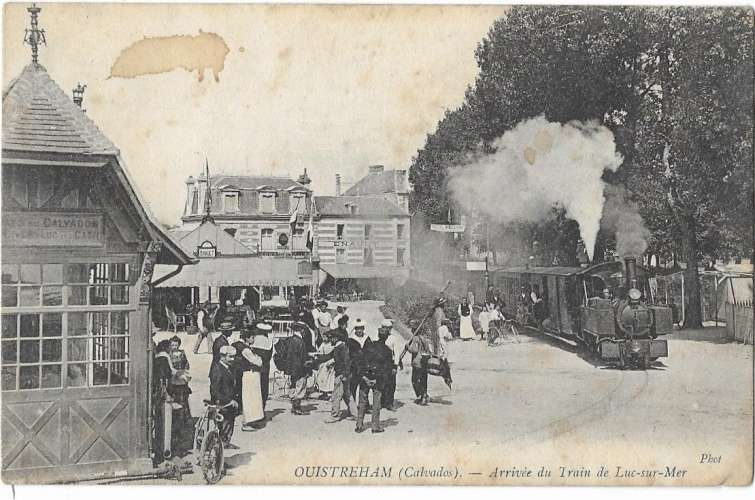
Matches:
[601,185,652,259]
[447,115,623,261]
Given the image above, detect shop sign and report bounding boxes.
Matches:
[431,224,465,233]
[466,260,487,271]
[330,239,375,248]
[197,241,217,258]
[2,211,103,247]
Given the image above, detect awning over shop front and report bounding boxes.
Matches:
[154,257,312,288]
[320,264,409,280]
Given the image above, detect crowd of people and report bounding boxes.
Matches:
[152,295,463,461]
[152,286,556,460]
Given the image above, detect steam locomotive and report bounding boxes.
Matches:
[493,258,671,369]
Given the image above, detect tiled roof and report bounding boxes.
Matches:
[210,175,308,191]
[2,64,118,156]
[314,195,407,217]
[343,169,400,196]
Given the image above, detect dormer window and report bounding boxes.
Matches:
[223,192,239,213]
[290,192,306,214]
[259,191,276,214]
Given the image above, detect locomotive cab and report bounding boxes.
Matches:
[578,258,670,369]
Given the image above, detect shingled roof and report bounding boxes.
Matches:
[2,63,118,156]
[210,174,309,191]
[314,195,408,217]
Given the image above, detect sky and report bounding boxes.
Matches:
[3,2,507,225]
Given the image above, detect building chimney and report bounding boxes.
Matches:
[625,257,638,290]
[297,168,312,186]
[368,165,384,174]
[394,169,407,193]
[335,174,342,196]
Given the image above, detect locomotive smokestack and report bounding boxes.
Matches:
[625,257,638,289]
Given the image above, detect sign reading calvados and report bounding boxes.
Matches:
[2,212,104,247]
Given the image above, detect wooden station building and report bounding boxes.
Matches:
[1,9,194,483]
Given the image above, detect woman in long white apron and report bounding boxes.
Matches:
[232,334,265,430]
[458,298,475,340]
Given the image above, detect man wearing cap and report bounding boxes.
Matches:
[286,321,311,415]
[210,318,235,377]
[209,345,239,448]
[379,320,400,411]
[347,319,372,402]
[356,328,393,433]
[251,323,274,410]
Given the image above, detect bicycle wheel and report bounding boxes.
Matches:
[193,414,207,451]
[199,429,225,484]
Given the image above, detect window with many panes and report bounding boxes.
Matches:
[1,263,131,391]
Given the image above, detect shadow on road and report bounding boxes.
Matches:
[225,451,255,470]
[428,396,453,406]
[265,408,286,421]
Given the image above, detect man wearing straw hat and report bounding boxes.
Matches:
[209,318,235,377]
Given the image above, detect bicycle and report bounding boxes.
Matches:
[193,399,233,484]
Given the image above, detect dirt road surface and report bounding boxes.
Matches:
[143,300,752,486]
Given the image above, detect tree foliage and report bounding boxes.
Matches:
[409,6,753,328]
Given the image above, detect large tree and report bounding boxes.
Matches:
[409,6,753,327]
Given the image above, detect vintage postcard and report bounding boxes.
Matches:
[0,1,752,488]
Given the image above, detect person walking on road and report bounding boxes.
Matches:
[400,321,433,406]
[193,301,213,354]
[355,331,393,433]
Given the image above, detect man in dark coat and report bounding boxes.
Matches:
[286,322,310,415]
[347,318,371,401]
[209,345,239,447]
[210,318,234,376]
[355,331,393,433]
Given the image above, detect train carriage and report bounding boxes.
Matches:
[493,259,672,368]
